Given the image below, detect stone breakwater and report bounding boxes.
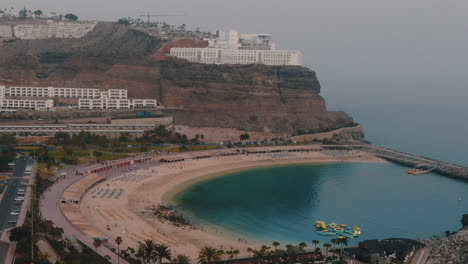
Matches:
[358,145,468,181]
[421,229,468,264]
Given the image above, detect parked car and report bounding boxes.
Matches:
[15,201,23,205]
[7,220,17,225]
[18,189,25,192]
[10,211,19,216]
[21,182,28,186]
[14,197,24,201]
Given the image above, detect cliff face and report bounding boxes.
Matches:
[0,22,356,135]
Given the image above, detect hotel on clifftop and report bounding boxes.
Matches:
[170,30,302,66]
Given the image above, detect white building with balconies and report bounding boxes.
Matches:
[13,21,97,39]
[170,30,302,66]
[0,85,156,110]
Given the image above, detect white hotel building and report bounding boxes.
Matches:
[13,21,97,39]
[170,30,302,66]
[0,86,156,110]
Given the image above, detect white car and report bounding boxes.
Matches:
[8,162,15,166]
[18,189,26,192]
[14,197,24,201]
[17,192,25,196]
[10,211,19,216]
[20,182,28,186]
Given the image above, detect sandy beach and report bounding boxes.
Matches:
[79,149,384,259]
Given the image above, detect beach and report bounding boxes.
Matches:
[79,149,383,258]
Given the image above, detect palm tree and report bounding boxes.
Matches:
[312,240,320,251]
[298,242,307,253]
[232,249,239,262]
[93,238,102,253]
[285,244,300,263]
[171,254,191,264]
[272,241,280,250]
[115,236,123,264]
[137,239,157,264]
[331,238,339,251]
[246,247,252,257]
[225,248,234,260]
[33,10,42,18]
[339,237,348,256]
[323,243,332,257]
[154,244,172,264]
[198,246,223,264]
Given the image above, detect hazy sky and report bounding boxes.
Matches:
[4,0,468,107]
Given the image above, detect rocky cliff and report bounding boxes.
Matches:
[0,22,357,135]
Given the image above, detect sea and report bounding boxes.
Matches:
[158,1,468,245]
[173,99,468,245]
[174,162,468,245]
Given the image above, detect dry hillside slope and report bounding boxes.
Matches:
[0,22,359,136]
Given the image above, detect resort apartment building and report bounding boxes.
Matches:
[0,98,54,110]
[12,20,97,39]
[131,99,158,108]
[170,30,302,66]
[0,85,157,110]
[3,86,115,99]
[78,98,157,110]
[53,87,102,98]
[0,121,164,138]
[0,25,13,38]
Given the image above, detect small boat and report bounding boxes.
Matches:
[407,168,430,175]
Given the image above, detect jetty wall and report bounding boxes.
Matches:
[358,145,468,181]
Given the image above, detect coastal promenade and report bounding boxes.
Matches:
[39,154,159,264]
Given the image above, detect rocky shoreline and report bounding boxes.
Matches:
[420,214,468,264]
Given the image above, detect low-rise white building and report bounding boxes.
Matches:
[13,21,97,39]
[52,87,101,99]
[106,99,131,109]
[0,25,13,38]
[5,86,54,97]
[78,98,157,110]
[107,89,128,99]
[77,99,105,110]
[132,99,157,108]
[5,86,128,99]
[0,99,53,110]
[0,85,156,110]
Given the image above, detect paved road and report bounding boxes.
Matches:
[410,248,430,264]
[0,156,31,231]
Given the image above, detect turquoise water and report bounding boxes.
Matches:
[174,162,468,245]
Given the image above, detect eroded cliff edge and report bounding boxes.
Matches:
[0,22,359,137]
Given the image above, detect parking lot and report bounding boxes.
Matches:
[0,155,33,231]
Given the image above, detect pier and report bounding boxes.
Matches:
[343,144,468,181]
